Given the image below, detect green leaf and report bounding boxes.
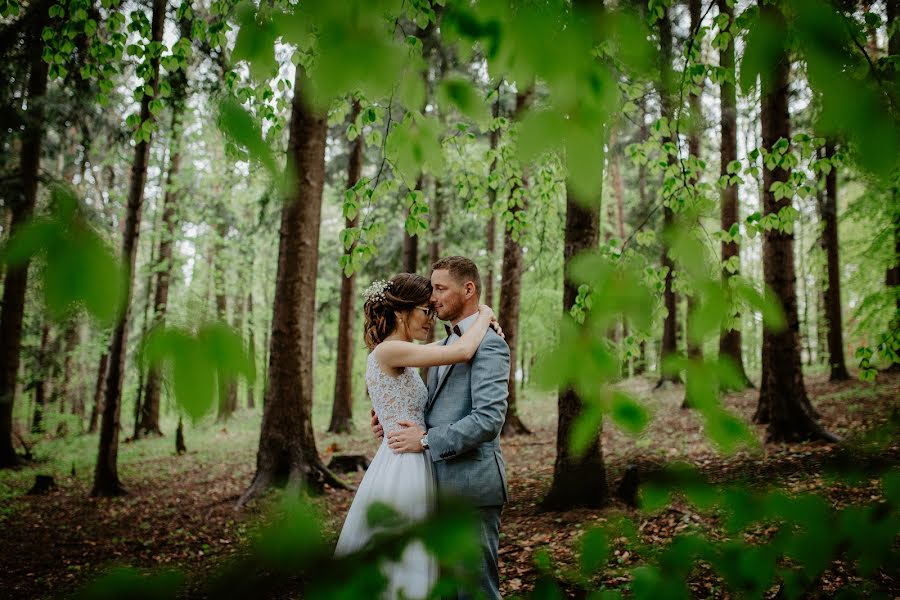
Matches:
[609,391,648,435]
[231,1,278,81]
[437,75,490,127]
[568,401,603,458]
[218,98,279,179]
[579,528,609,576]
[739,9,787,95]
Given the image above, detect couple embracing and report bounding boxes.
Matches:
[334,256,510,600]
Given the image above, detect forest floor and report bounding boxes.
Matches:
[0,371,898,599]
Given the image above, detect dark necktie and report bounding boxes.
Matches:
[444,324,463,338]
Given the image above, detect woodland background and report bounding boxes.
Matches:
[0,0,898,597]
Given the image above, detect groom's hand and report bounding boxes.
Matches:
[387,421,425,453]
[371,409,383,439]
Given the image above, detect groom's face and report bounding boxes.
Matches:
[430,269,468,322]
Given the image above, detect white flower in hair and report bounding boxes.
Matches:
[363,279,391,303]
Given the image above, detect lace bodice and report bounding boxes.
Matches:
[367,350,428,437]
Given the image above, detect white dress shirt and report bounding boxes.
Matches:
[437,311,480,381]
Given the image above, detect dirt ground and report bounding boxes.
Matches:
[1,372,897,599]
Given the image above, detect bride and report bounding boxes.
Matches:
[333,272,496,599]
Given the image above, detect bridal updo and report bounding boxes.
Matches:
[363,273,432,350]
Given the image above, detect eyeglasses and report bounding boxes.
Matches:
[415,306,436,320]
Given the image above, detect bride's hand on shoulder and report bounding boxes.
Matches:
[479,304,495,320]
[489,316,505,339]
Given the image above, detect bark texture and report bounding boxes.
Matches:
[92,0,166,496]
[656,6,681,386]
[0,7,49,467]
[238,73,345,506]
[717,0,752,389]
[328,100,363,434]
[754,3,837,443]
[500,91,532,437]
[541,185,608,510]
[820,141,849,380]
[140,50,189,436]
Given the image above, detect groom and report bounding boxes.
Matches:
[378,255,510,600]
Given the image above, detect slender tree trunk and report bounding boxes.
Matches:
[231,286,246,412]
[754,2,837,443]
[140,53,188,436]
[31,323,51,434]
[0,9,49,468]
[133,230,157,438]
[542,180,607,510]
[429,177,444,274]
[717,0,752,389]
[485,217,496,307]
[214,220,237,421]
[798,207,813,366]
[886,0,900,372]
[87,353,108,434]
[59,320,80,417]
[402,176,423,273]
[682,0,704,409]
[656,6,681,387]
[92,0,166,496]
[634,100,650,377]
[422,178,444,350]
[246,292,256,409]
[499,184,530,436]
[501,91,532,436]
[611,143,630,374]
[484,94,501,308]
[328,100,364,434]
[820,141,850,379]
[238,71,345,506]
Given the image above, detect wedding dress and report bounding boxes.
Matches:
[334,349,437,599]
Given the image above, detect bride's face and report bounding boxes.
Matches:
[403,305,435,342]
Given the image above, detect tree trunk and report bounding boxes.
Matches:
[682,0,704,409]
[820,141,850,380]
[92,0,166,496]
[246,292,256,409]
[542,182,608,510]
[87,353,108,434]
[885,0,900,373]
[328,100,364,434]
[501,91,532,437]
[656,6,681,387]
[754,2,836,443]
[402,176,423,273]
[484,94,501,308]
[499,185,530,436]
[140,53,188,436]
[717,0,752,389]
[214,220,237,421]
[612,150,630,376]
[31,323,51,434]
[634,100,649,377]
[423,178,443,349]
[238,71,345,506]
[0,9,49,468]
[59,320,80,417]
[133,223,157,438]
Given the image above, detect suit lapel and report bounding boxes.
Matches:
[427,335,453,410]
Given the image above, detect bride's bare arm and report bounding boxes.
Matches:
[376,306,494,369]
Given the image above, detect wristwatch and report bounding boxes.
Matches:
[420,435,429,449]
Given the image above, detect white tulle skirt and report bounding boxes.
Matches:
[334,438,438,599]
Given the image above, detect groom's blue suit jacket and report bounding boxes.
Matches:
[424,328,510,507]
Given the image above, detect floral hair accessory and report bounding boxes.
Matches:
[363,279,391,303]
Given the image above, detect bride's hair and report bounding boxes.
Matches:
[364,273,432,350]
